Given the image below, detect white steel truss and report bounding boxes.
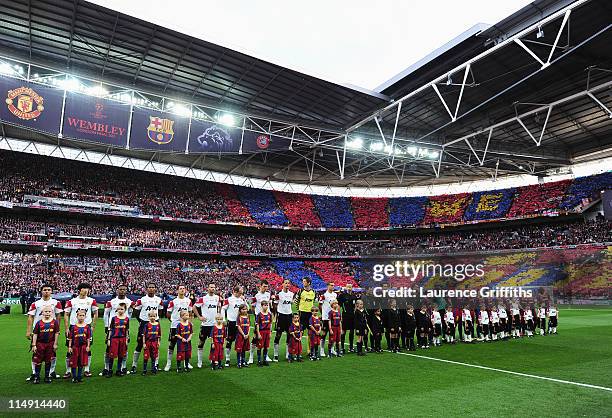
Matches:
[0,0,609,187]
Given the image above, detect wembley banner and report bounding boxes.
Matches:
[62,92,130,147]
[0,76,64,134]
[188,118,242,153]
[130,107,189,152]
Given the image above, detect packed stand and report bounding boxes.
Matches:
[0,151,610,230]
[351,197,389,229]
[273,191,321,228]
[0,216,609,256]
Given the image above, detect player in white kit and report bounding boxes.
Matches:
[490,307,500,340]
[273,279,294,362]
[25,283,63,380]
[63,283,98,378]
[194,283,222,368]
[498,305,508,339]
[478,308,490,342]
[462,307,473,343]
[130,283,163,373]
[164,285,193,371]
[523,307,535,337]
[548,305,558,334]
[444,307,455,344]
[511,305,522,338]
[431,310,442,346]
[319,282,337,357]
[248,281,271,364]
[222,285,248,367]
[538,306,547,335]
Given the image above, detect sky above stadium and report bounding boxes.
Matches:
[91,0,532,91]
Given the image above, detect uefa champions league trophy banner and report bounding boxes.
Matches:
[188,118,242,153]
[62,92,130,148]
[0,76,64,135]
[130,107,190,152]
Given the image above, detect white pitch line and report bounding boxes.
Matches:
[388,350,612,393]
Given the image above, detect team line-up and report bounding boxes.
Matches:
[26,278,560,384]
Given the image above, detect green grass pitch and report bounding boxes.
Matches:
[1,309,611,417]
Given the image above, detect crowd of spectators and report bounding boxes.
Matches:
[352,197,388,229]
[0,253,267,298]
[0,151,610,229]
[235,186,288,226]
[273,191,321,228]
[0,216,609,256]
[507,180,571,218]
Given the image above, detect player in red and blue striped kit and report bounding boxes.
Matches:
[328,301,343,358]
[106,303,129,377]
[68,310,91,383]
[235,304,251,368]
[308,307,323,361]
[209,314,225,370]
[142,311,161,375]
[31,306,60,384]
[175,311,193,373]
[256,300,273,367]
[288,314,303,362]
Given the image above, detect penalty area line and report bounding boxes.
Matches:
[389,350,612,393]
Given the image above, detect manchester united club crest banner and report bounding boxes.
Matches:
[62,93,130,147]
[188,118,241,153]
[241,129,291,153]
[130,107,189,152]
[0,76,63,134]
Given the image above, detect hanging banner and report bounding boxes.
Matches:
[188,119,241,153]
[62,93,130,147]
[130,107,189,152]
[0,76,63,134]
[241,129,291,153]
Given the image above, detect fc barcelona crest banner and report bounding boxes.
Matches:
[130,107,189,152]
[0,76,63,134]
[188,118,241,153]
[62,93,130,148]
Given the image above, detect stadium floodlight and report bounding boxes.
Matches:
[0,63,13,75]
[62,77,83,92]
[369,142,384,152]
[407,146,417,156]
[85,85,108,97]
[218,113,236,127]
[172,104,192,118]
[430,150,440,160]
[346,137,363,150]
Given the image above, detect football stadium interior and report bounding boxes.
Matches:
[0,0,610,416]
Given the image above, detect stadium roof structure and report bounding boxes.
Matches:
[0,0,610,191]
